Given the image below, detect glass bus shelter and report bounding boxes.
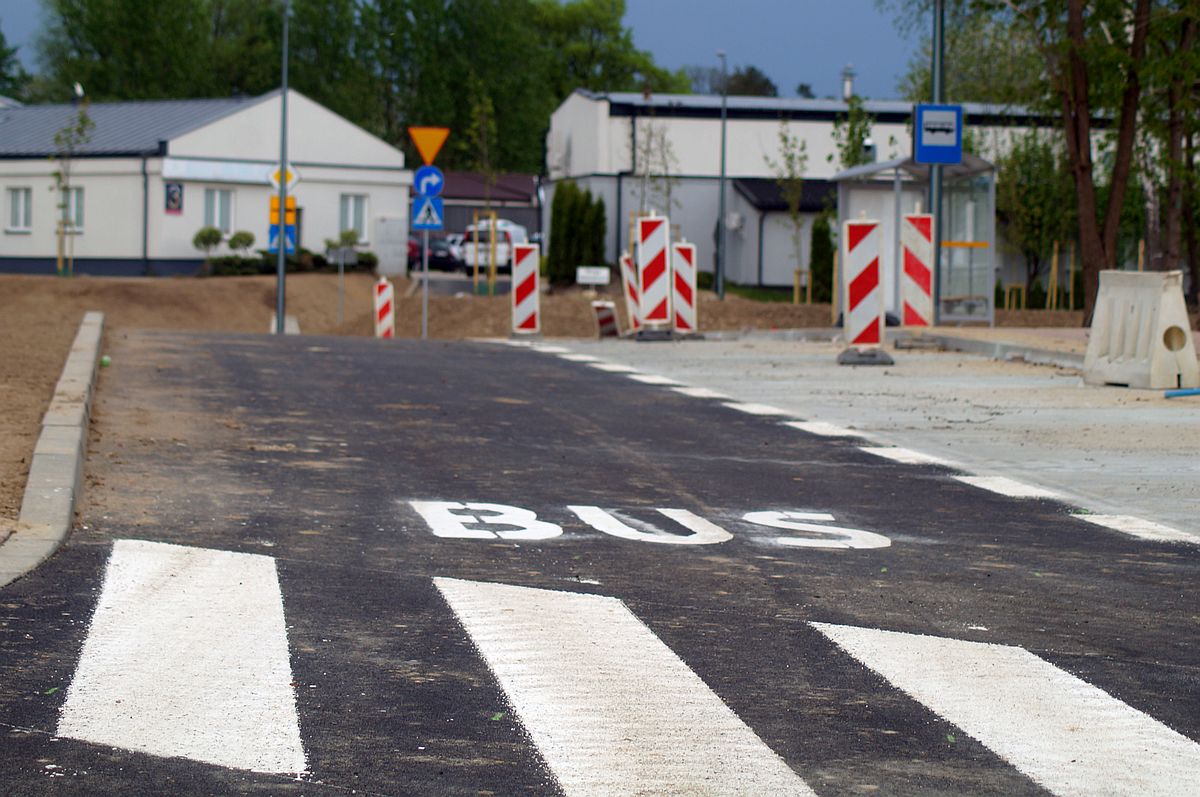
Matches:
[833,154,996,325]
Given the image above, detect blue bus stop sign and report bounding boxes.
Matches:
[914,104,963,165]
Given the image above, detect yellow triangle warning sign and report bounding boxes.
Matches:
[408,126,450,165]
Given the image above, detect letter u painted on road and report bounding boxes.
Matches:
[842,220,884,347]
[511,243,540,335]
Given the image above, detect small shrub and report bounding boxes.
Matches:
[193,226,222,256]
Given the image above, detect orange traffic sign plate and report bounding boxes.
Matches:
[408,126,450,165]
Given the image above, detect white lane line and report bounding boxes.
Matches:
[532,345,571,354]
[859,446,958,467]
[1071,514,1199,544]
[782,420,866,438]
[436,578,814,796]
[671,386,730,400]
[558,353,601,362]
[722,402,796,417]
[589,362,641,373]
[627,373,682,385]
[954,475,1061,499]
[58,540,306,774]
[812,623,1200,796]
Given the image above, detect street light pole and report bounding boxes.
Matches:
[275,0,290,336]
[716,50,728,300]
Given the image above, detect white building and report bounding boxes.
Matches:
[545,89,1065,293]
[0,89,411,275]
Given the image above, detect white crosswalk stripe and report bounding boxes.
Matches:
[813,622,1200,796]
[56,541,1199,792]
[58,540,306,774]
[435,577,815,796]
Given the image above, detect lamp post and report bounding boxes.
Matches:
[275,0,290,335]
[716,50,728,300]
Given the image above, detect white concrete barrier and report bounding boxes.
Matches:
[1084,270,1198,389]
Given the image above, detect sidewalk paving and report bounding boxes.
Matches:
[558,326,1200,535]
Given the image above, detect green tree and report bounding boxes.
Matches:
[584,195,606,266]
[827,95,875,170]
[725,65,777,97]
[995,132,1076,293]
[547,181,579,284]
[228,230,255,254]
[533,0,689,102]
[764,121,809,281]
[193,226,222,257]
[0,23,31,100]
[809,214,835,304]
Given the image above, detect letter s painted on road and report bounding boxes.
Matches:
[742,511,891,549]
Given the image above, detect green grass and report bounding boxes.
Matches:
[724,284,796,303]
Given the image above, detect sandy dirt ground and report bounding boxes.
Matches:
[1,272,1195,528]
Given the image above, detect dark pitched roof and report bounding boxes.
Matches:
[0,93,273,158]
[733,178,836,213]
[442,171,537,203]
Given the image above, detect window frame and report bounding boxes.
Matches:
[6,186,32,233]
[204,187,234,236]
[339,193,368,244]
[59,186,84,232]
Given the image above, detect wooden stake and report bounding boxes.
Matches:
[1138,238,1145,272]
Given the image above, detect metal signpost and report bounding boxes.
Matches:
[408,128,450,340]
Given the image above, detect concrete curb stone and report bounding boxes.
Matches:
[0,311,104,588]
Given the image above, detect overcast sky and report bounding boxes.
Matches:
[1,0,923,100]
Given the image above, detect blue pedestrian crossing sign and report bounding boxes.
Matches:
[268,223,296,254]
[412,196,444,230]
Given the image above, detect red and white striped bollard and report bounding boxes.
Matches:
[374,277,394,338]
[511,243,540,335]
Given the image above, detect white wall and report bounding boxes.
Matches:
[1,158,145,260]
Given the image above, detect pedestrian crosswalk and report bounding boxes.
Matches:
[50,539,1200,794]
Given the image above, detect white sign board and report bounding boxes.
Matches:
[576,266,611,286]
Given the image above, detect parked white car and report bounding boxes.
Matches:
[461,219,529,272]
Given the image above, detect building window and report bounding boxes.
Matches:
[60,186,84,232]
[339,194,367,242]
[204,188,233,235]
[7,187,32,232]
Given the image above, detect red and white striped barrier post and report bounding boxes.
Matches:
[637,214,672,335]
[838,219,893,365]
[374,276,394,338]
[901,213,934,327]
[511,243,540,335]
[619,252,641,333]
[591,300,620,337]
[671,241,698,334]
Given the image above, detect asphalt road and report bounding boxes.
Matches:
[1,331,1197,796]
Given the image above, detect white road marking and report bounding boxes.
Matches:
[410,501,562,540]
[58,540,306,774]
[722,402,796,417]
[671,386,730,400]
[1070,514,1199,544]
[436,578,814,796]
[954,475,1061,499]
[588,362,641,373]
[531,345,571,354]
[743,511,891,549]
[859,446,958,467]
[782,420,866,438]
[626,373,682,385]
[568,505,733,545]
[558,353,601,362]
[812,623,1200,796]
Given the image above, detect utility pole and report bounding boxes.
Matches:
[275,0,290,336]
[716,50,728,300]
[930,0,945,325]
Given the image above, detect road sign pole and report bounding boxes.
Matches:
[930,0,945,326]
[275,0,289,336]
[337,248,345,327]
[422,229,430,340]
